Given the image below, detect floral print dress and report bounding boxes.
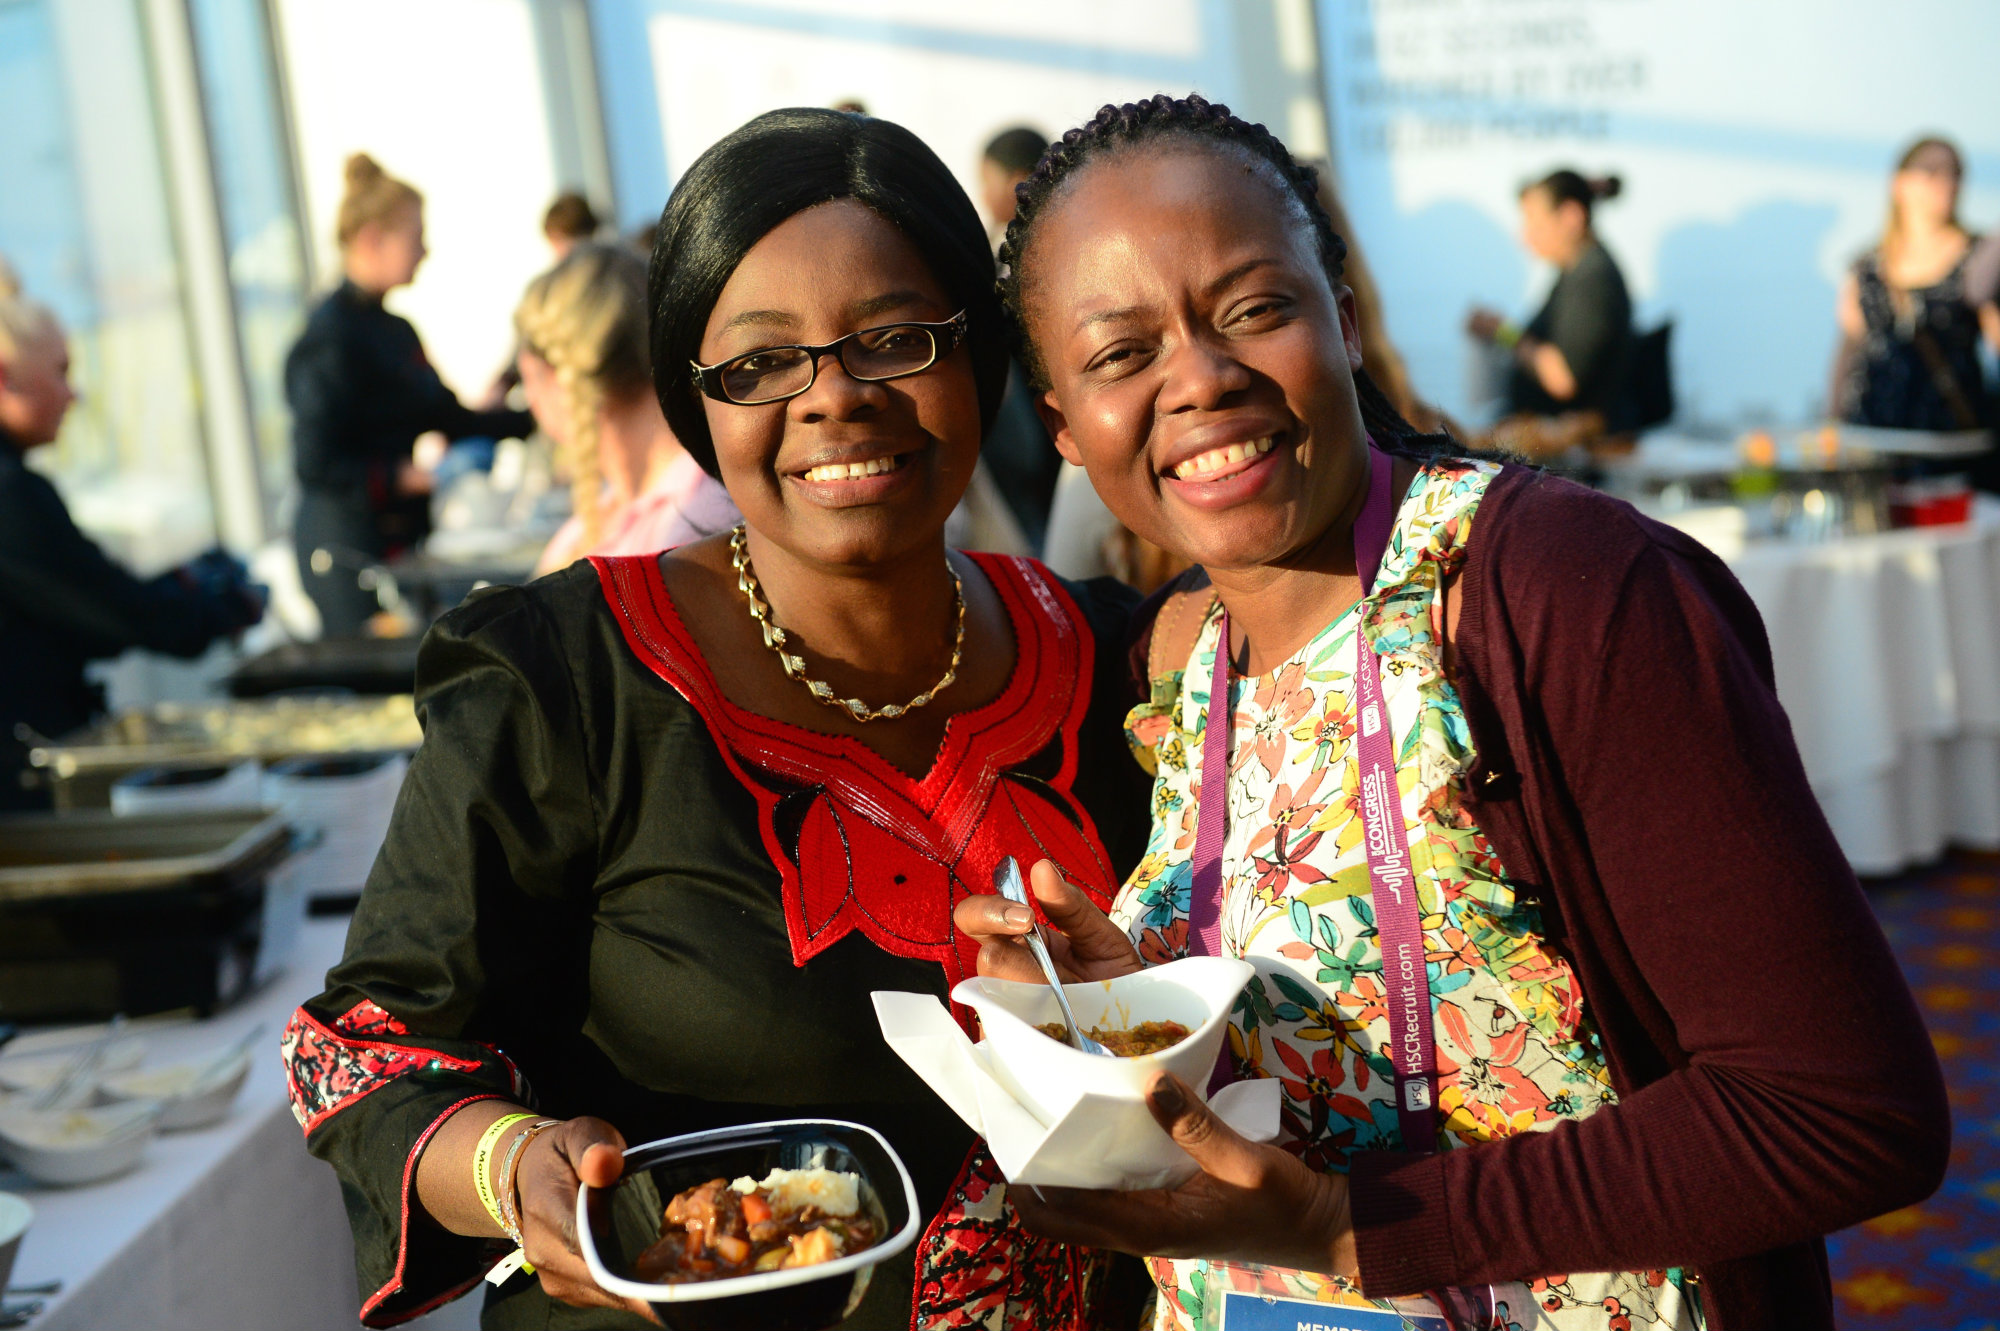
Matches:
[1113,459,1703,1331]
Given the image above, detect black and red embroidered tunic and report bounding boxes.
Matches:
[282,554,1151,1330]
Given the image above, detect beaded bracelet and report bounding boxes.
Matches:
[472,1112,538,1231]
[496,1118,561,1252]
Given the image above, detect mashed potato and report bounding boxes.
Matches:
[728,1166,860,1218]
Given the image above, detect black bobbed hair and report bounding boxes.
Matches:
[648,107,1008,477]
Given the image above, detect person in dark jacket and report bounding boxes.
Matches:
[1469,168,1637,458]
[286,153,533,637]
[0,288,263,810]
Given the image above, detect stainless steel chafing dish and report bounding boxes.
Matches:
[0,807,295,1020]
[26,695,422,810]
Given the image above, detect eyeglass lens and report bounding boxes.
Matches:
[720,325,939,403]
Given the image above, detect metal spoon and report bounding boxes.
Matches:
[33,1014,125,1112]
[991,857,1110,1057]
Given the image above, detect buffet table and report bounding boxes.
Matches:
[2,919,369,1331]
[1715,502,2000,874]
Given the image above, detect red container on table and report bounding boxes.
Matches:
[1888,476,1974,528]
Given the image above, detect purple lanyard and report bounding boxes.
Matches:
[1188,446,1440,1153]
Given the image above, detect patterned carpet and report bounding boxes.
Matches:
[1826,854,2000,1330]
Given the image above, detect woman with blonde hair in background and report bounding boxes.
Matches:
[518,242,737,576]
[285,153,534,636]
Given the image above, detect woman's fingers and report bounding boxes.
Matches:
[953,892,1036,942]
[954,861,1143,981]
[977,936,1056,984]
[575,1139,626,1190]
[512,1117,644,1313]
[1028,860,1144,975]
[1143,1073,1266,1188]
[1015,1073,1358,1274]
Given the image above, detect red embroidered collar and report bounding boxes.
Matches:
[592,551,1115,991]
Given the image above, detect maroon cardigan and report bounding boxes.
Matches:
[1138,464,1949,1329]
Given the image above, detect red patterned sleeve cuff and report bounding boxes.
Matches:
[283,1001,523,1326]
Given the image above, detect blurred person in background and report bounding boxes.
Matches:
[0,273,263,810]
[1833,136,1998,434]
[979,125,1047,237]
[1467,169,1635,458]
[541,190,601,262]
[285,153,534,637]
[972,124,1064,550]
[519,242,737,576]
[1967,227,2000,319]
[479,191,614,412]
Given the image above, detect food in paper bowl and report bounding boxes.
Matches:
[952,955,1254,1129]
[0,1100,159,1186]
[578,1119,917,1331]
[1031,1019,1191,1057]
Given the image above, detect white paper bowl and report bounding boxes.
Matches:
[101,1049,251,1131]
[0,1192,31,1291]
[0,1101,158,1186]
[951,956,1254,1127]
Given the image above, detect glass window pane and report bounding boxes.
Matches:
[0,0,216,566]
[188,0,311,525]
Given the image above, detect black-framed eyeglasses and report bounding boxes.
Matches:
[691,310,968,405]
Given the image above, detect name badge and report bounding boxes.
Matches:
[1218,1290,1449,1331]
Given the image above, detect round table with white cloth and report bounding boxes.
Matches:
[1712,500,2000,875]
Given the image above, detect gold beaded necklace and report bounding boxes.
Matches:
[729,524,964,724]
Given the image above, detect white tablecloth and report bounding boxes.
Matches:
[1719,503,2000,874]
[3,919,367,1331]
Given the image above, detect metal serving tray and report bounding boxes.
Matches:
[0,808,295,1020]
[225,636,422,698]
[0,807,292,902]
[26,695,421,809]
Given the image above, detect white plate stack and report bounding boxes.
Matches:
[110,759,263,814]
[261,752,408,902]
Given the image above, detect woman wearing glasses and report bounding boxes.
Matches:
[283,109,1151,1330]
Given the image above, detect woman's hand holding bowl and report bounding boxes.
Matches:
[1013,1071,1359,1279]
[956,862,1358,1277]
[952,859,1143,984]
[512,1117,658,1321]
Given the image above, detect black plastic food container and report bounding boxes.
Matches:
[576,1119,918,1331]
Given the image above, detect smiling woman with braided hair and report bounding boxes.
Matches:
[956,93,1947,1331]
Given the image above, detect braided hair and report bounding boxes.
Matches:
[997,93,1447,453]
[515,243,652,551]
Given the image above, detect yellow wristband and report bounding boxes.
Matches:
[1493,322,1522,350]
[473,1112,537,1231]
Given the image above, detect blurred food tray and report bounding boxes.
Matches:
[26,696,420,810]
[225,636,422,698]
[0,807,294,1021]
